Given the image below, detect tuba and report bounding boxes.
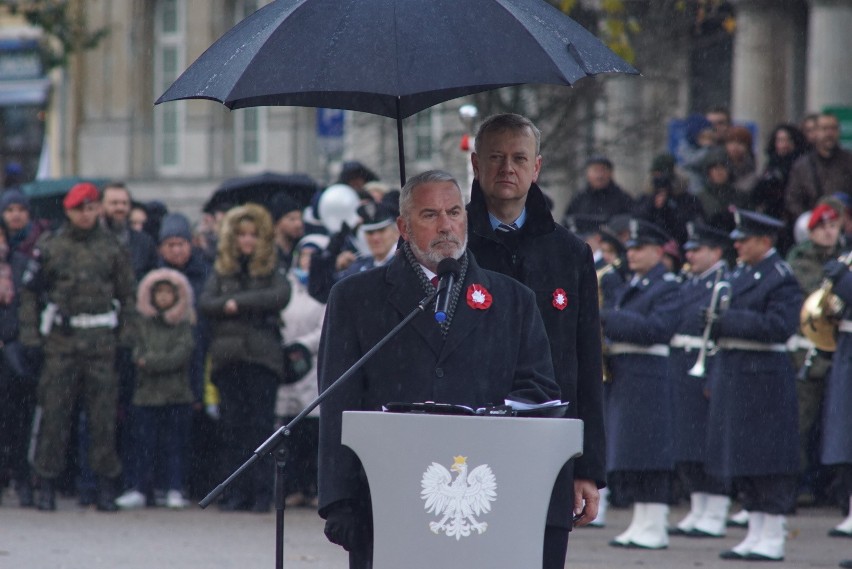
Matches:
[800,251,852,352]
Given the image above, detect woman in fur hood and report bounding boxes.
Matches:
[199,203,290,513]
[116,267,195,510]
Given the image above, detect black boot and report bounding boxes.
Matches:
[96,477,119,512]
[37,479,56,511]
[15,478,34,508]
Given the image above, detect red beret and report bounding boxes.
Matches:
[63,183,100,210]
[808,203,840,230]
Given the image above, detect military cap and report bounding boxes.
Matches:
[625,218,671,248]
[599,228,626,257]
[357,202,395,232]
[729,207,785,239]
[63,182,100,210]
[683,221,732,251]
[564,214,606,238]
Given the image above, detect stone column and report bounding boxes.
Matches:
[806,0,852,111]
[730,0,807,151]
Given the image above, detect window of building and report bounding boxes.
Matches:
[154,0,186,171]
[414,109,433,161]
[234,0,267,169]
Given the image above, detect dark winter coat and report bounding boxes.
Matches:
[786,148,852,220]
[564,181,635,221]
[132,268,195,406]
[706,252,802,478]
[466,181,605,529]
[601,262,680,471]
[821,268,852,465]
[199,204,290,379]
[668,263,726,463]
[158,247,212,401]
[317,252,559,515]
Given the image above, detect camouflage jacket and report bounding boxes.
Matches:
[19,223,137,348]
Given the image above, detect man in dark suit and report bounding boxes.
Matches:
[707,209,803,562]
[318,169,560,569]
[466,113,605,568]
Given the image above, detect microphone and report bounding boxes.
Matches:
[434,257,461,323]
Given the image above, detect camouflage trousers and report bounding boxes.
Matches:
[32,348,122,480]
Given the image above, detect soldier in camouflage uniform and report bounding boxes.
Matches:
[19,183,137,512]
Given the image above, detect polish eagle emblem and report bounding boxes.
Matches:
[420,455,497,540]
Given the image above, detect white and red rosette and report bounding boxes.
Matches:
[552,288,568,310]
[466,283,492,310]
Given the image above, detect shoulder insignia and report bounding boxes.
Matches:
[774,261,793,277]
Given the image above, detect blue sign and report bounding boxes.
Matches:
[317,108,345,138]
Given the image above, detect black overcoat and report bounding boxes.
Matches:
[317,252,559,515]
[467,182,605,530]
[705,252,802,478]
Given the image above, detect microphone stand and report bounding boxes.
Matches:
[199,287,440,569]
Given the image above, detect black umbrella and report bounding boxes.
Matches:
[156,0,638,186]
[203,171,318,213]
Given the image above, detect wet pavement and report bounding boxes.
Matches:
[1,491,850,568]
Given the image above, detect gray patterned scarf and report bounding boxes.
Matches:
[401,241,468,336]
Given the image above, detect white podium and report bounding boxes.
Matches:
[342,411,584,569]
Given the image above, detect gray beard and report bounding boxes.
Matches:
[408,233,467,268]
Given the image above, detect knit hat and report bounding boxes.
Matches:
[725,125,753,147]
[684,113,713,146]
[295,233,330,252]
[158,212,193,243]
[269,194,300,222]
[585,154,614,170]
[63,182,100,210]
[0,189,30,213]
[650,153,676,175]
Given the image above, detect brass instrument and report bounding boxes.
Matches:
[800,251,852,352]
[597,258,623,383]
[688,274,732,378]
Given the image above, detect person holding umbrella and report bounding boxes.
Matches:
[466,113,605,568]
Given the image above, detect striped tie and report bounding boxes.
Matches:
[496,222,519,233]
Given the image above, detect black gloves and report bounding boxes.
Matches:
[824,259,849,285]
[323,502,368,552]
[697,306,721,339]
[326,222,352,258]
[282,342,312,384]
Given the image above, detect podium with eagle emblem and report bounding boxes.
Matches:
[342,411,584,568]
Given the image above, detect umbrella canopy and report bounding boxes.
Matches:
[21,177,110,222]
[204,171,319,213]
[156,0,638,184]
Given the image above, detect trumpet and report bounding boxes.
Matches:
[597,258,623,383]
[800,251,852,352]
[688,277,732,378]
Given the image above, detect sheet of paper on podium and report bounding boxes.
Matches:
[342,411,584,569]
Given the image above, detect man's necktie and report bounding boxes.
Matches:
[430,276,439,288]
[496,222,519,232]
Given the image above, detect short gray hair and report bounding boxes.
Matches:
[398,170,462,219]
[474,113,541,156]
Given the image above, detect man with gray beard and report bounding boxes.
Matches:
[317,170,559,569]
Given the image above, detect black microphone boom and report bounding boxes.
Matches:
[434,257,461,323]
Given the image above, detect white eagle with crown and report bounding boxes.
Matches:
[420,455,497,540]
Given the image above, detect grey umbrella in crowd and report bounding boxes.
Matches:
[155,0,638,186]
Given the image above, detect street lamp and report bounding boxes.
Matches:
[458,104,478,199]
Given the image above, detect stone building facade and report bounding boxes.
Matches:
[0,0,850,219]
